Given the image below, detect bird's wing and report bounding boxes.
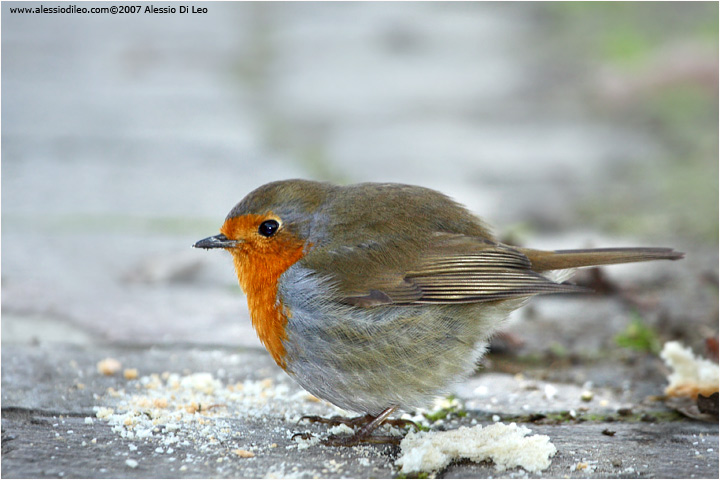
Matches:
[311,232,586,307]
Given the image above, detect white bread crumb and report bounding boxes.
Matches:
[97,358,122,376]
[660,341,719,398]
[396,422,556,474]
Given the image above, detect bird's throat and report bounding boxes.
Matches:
[230,242,306,369]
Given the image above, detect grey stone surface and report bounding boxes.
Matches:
[2,2,717,478]
[2,344,718,479]
[2,1,717,350]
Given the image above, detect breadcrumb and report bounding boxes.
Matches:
[660,341,719,398]
[97,358,122,376]
[233,449,255,458]
[396,422,556,474]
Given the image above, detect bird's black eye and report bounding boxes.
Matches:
[258,219,280,237]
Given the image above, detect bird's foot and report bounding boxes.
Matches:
[295,406,420,446]
[298,413,375,428]
[322,433,402,446]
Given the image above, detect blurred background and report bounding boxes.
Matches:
[2,2,717,355]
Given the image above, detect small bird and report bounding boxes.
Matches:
[194,179,683,444]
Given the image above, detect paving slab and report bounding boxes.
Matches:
[2,343,717,478]
[2,2,717,479]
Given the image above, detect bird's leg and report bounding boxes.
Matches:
[295,406,421,446]
[294,413,375,443]
[299,410,419,431]
[321,406,414,446]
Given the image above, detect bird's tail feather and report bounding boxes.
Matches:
[519,247,684,272]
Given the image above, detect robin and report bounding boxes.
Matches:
[194,179,683,445]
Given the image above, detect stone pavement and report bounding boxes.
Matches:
[2,343,718,478]
[2,2,718,478]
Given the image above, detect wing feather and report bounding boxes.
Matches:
[334,233,585,306]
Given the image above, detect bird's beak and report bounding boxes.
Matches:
[193,233,239,250]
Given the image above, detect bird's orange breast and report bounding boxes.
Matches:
[221,215,307,369]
